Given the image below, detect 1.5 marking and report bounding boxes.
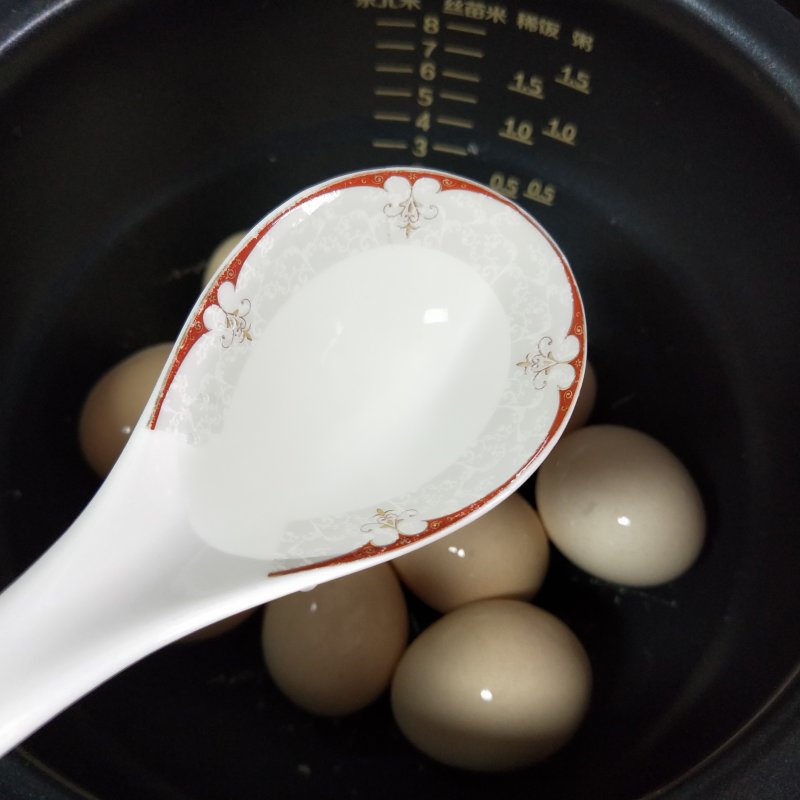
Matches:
[554,64,591,94]
[507,71,544,100]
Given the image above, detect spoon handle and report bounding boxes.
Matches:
[0,436,343,758]
[0,457,194,756]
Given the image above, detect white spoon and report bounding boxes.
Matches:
[0,167,585,757]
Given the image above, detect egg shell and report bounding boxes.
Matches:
[535,424,705,586]
[202,230,248,287]
[78,342,173,477]
[391,599,592,771]
[261,563,408,716]
[392,493,549,612]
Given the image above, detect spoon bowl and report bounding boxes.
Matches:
[0,167,585,757]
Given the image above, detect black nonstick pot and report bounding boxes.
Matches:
[1,0,799,798]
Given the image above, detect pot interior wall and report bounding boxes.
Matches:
[0,1,799,798]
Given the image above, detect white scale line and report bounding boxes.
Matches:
[443,44,484,59]
[375,41,415,51]
[375,63,414,74]
[376,17,416,28]
[436,115,475,129]
[441,68,480,83]
[431,142,469,156]
[445,21,487,36]
[439,89,478,104]
[374,87,413,98]
[373,111,412,123]
[372,139,409,150]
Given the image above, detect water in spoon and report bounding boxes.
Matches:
[183,243,510,560]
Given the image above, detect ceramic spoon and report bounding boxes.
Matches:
[0,167,585,757]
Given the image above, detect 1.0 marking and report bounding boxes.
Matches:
[499,116,534,146]
[542,116,578,146]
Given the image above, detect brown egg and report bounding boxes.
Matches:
[391,599,592,771]
[565,360,597,433]
[202,230,248,287]
[535,424,705,586]
[392,493,549,612]
[261,563,408,716]
[78,342,173,477]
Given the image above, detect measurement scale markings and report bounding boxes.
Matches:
[375,17,415,28]
[375,40,415,52]
[374,86,413,98]
[443,44,484,59]
[525,188,555,206]
[554,76,590,95]
[372,139,408,150]
[432,142,469,157]
[436,114,474,129]
[542,129,577,146]
[490,172,556,207]
[441,68,480,83]
[373,111,412,123]
[498,130,533,146]
[439,89,478,104]
[445,21,487,36]
[507,84,543,99]
[375,63,414,74]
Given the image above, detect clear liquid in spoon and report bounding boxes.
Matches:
[181,242,511,560]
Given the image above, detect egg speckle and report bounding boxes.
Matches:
[391,599,591,771]
[261,564,408,715]
[535,424,705,586]
[78,342,173,477]
[392,493,549,612]
[202,230,248,287]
